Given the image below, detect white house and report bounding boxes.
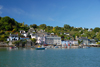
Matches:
[20,30,25,33]
[88,39,97,45]
[88,28,92,32]
[51,33,54,35]
[20,30,27,37]
[30,33,47,44]
[36,37,46,44]
[45,37,61,45]
[7,34,19,41]
[30,34,37,39]
[62,41,68,47]
[28,28,36,35]
[72,40,78,45]
[61,40,73,46]
[78,37,89,45]
[64,33,70,35]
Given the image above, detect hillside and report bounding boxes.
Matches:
[0,16,100,42]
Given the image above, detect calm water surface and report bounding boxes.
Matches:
[0,47,100,67]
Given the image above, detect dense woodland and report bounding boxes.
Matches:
[0,16,100,42]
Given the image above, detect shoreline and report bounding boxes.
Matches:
[0,45,100,48]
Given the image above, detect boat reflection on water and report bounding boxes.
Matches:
[7,46,18,50]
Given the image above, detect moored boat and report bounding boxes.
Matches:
[36,47,45,50]
[36,45,45,50]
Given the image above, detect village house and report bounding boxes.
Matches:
[88,39,97,45]
[20,30,27,37]
[37,29,45,33]
[62,40,78,46]
[28,28,36,35]
[51,33,54,35]
[7,34,19,41]
[61,40,73,47]
[64,33,70,35]
[20,30,25,33]
[30,33,37,39]
[36,33,46,44]
[78,37,89,45]
[72,40,78,45]
[45,37,61,45]
[88,28,92,32]
[30,32,48,44]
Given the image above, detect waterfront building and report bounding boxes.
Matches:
[78,37,89,45]
[62,40,78,46]
[35,32,49,44]
[62,41,68,47]
[88,39,97,45]
[62,40,74,48]
[72,40,78,45]
[45,37,61,45]
[36,37,45,44]
[7,34,19,41]
[37,29,45,33]
[30,32,48,44]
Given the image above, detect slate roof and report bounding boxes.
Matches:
[10,34,18,37]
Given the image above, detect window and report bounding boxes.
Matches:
[58,39,60,40]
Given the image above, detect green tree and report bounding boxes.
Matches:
[93,27,100,32]
[78,40,83,45]
[61,36,64,41]
[45,26,53,33]
[13,40,21,46]
[0,17,1,19]
[39,24,46,30]
[96,42,100,45]
[0,16,20,31]
[31,38,37,45]
[0,34,7,42]
[96,31,100,40]
[5,41,9,46]
[64,24,71,30]
[22,40,27,46]
[30,24,37,29]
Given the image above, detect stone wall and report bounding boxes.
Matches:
[0,42,8,47]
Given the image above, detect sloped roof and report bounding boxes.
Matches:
[10,34,18,37]
[89,39,95,42]
[28,28,35,33]
[79,37,88,40]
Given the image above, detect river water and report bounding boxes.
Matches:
[0,47,100,67]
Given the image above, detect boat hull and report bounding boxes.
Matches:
[36,48,45,50]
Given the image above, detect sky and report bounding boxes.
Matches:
[0,0,100,28]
